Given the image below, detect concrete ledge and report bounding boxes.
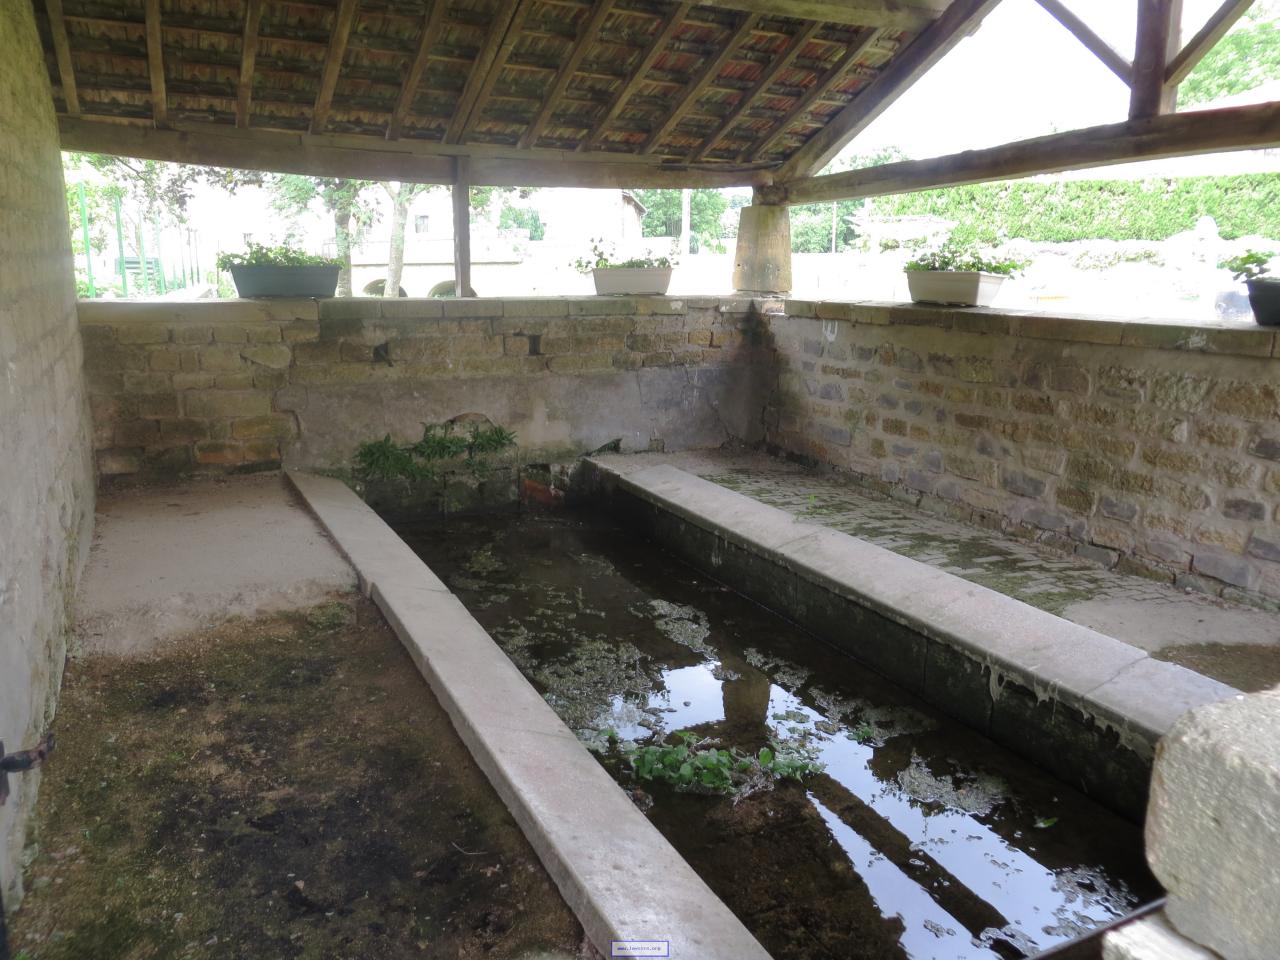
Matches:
[287,470,772,960]
[586,460,1238,819]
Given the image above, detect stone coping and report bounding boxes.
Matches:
[592,460,1238,759]
[286,470,772,960]
[782,299,1278,360]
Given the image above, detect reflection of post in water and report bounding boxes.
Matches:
[718,648,773,745]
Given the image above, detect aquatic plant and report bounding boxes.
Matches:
[617,731,823,797]
[353,421,517,483]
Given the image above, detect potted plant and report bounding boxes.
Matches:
[574,239,676,295]
[216,242,342,298]
[903,244,1027,307]
[1220,250,1280,326]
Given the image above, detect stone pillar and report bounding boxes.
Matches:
[1104,688,1280,960]
[733,204,791,296]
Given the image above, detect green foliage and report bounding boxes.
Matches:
[618,730,823,796]
[572,238,676,273]
[499,203,545,240]
[633,189,729,248]
[905,243,1027,276]
[215,242,340,270]
[792,147,911,253]
[353,422,517,483]
[1181,6,1280,107]
[875,175,1280,245]
[1219,249,1274,281]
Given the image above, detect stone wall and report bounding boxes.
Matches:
[0,5,96,907]
[80,296,772,478]
[767,301,1280,603]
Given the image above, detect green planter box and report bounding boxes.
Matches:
[229,264,340,298]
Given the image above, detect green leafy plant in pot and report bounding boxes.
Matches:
[904,244,1027,307]
[1220,250,1280,327]
[573,238,676,295]
[217,242,342,298]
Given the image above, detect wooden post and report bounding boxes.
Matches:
[1130,0,1182,118]
[452,157,472,298]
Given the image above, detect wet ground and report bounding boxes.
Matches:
[398,512,1160,960]
[11,596,584,960]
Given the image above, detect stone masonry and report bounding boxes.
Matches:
[0,5,96,908]
[80,296,772,476]
[767,301,1280,603]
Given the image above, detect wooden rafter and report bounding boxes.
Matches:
[386,0,448,140]
[457,1,538,142]
[640,13,761,155]
[57,116,769,189]
[310,0,360,135]
[1033,0,1132,85]
[696,0,943,31]
[745,27,884,164]
[692,21,823,161]
[237,0,264,128]
[775,101,1280,204]
[776,0,1003,178]
[143,0,167,126]
[1129,0,1182,118]
[580,1,693,152]
[44,0,80,116]
[1165,0,1254,86]
[445,1,526,144]
[519,0,616,149]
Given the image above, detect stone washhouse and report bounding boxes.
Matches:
[2,1,1279,958]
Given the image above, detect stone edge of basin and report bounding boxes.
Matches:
[586,460,1240,763]
[285,470,774,960]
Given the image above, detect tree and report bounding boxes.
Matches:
[1181,4,1280,107]
[790,148,909,254]
[634,188,729,250]
[270,176,378,297]
[381,181,434,297]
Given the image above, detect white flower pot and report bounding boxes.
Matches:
[905,270,1006,307]
[592,266,673,296]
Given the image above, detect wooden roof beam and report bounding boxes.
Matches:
[44,0,80,116]
[237,0,265,128]
[744,27,885,163]
[694,0,944,31]
[1130,0,1182,118]
[641,13,760,155]
[386,1,448,140]
[310,0,360,135]
[1165,0,1253,86]
[1032,0,1132,85]
[774,100,1280,205]
[777,0,1004,179]
[143,0,167,126]
[519,0,616,149]
[445,2,526,143]
[581,1,693,152]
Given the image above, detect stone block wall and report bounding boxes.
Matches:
[0,5,96,907]
[767,301,1280,603]
[80,296,771,478]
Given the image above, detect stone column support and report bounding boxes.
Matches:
[733,203,791,296]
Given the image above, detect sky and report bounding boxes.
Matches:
[844,0,1274,167]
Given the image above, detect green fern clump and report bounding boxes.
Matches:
[353,422,517,483]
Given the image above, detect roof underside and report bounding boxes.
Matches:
[33,0,957,179]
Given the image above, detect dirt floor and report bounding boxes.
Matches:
[10,595,585,960]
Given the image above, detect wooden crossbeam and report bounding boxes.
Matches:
[310,0,360,135]
[695,0,943,31]
[143,0,167,126]
[457,1,538,142]
[640,13,760,154]
[1165,0,1254,86]
[1033,0,1132,85]
[776,0,1003,179]
[775,101,1280,205]
[237,0,265,128]
[44,0,80,116]
[1129,0,1182,118]
[57,116,770,189]
[744,27,884,164]
[445,2,526,143]
[519,0,617,149]
[581,1,693,152]
[692,21,823,161]
[387,0,448,140]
